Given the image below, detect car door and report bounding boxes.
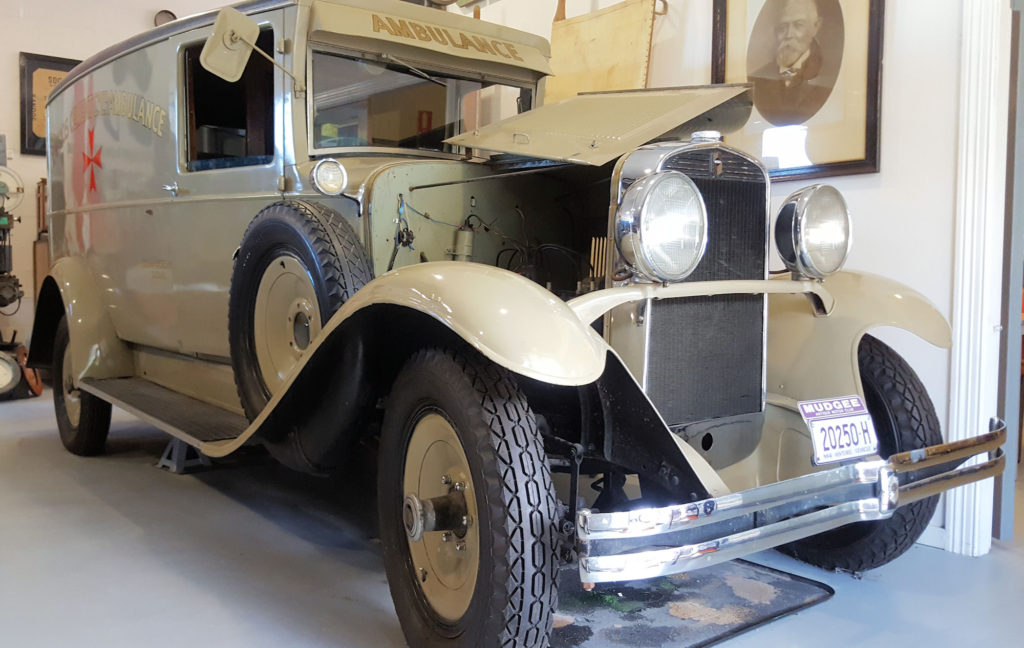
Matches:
[165,8,288,360]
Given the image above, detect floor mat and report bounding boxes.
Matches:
[552,559,833,648]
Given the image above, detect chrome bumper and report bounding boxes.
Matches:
[576,419,1006,583]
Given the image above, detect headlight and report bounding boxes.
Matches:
[774,184,851,280]
[310,158,347,196]
[615,171,708,282]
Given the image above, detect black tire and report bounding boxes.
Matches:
[52,317,111,456]
[228,200,372,420]
[780,334,942,571]
[378,349,560,648]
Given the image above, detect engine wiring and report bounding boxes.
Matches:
[387,195,417,272]
[391,196,596,293]
[400,195,460,230]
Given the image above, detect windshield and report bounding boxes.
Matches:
[311,50,532,154]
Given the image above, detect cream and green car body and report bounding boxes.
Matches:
[30,0,1005,646]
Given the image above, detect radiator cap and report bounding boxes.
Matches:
[691,130,723,143]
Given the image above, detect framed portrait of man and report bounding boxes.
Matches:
[712,0,883,181]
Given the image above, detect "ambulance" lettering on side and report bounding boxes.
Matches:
[67,91,168,138]
[370,13,524,62]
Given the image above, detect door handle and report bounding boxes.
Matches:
[162,182,179,197]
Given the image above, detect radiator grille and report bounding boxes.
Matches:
[645,149,767,425]
[662,149,765,182]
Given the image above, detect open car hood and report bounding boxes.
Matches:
[445,84,751,166]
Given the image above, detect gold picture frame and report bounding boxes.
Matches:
[19,52,80,156]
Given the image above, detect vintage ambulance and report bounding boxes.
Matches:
[31,1,1005,646]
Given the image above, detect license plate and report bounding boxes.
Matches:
[798,395,879,465]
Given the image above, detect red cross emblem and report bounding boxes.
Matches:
[82,127,102,193]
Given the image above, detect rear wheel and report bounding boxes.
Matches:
[52,317,111,456]
[780,334,942,571]
[378,349,559,648]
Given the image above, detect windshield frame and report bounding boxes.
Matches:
[305,42,536,160]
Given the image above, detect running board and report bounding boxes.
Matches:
[79,377,248,450]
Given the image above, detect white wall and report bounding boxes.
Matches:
[797,1,964,445]
[0,1,221,343]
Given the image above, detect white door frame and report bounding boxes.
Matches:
[946,0,1012,556]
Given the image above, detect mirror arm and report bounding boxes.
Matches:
[229,30,306,95]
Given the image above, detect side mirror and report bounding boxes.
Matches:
[199,7,260,82]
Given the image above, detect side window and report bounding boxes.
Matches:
[183,28,274,171]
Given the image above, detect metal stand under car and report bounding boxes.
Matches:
[0,165,40,401]
[156,438,213,474]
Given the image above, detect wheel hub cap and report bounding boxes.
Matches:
[403,493,426,542]
[403,413,479,622]
[253,255,322,395]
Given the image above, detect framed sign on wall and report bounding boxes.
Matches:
[712,0,883,181]
[19,52,80,156]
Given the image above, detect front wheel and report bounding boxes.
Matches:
[378,349,559,648]
[780,334,942,571]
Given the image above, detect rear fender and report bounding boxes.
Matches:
[27,256,133,381]
[767,270,950,406]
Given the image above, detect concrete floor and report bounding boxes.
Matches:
[1,391,1022,647]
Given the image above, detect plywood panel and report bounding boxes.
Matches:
[33,236,49,303]
[545,0,656,105]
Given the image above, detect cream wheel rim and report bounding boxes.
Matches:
[253,255,322,395]
[62,344,81,426]
[403,412,479,623]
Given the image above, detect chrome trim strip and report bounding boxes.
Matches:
[54,192,285,216]
[310,146,470,162]
[126,341,233,366]
[49,0,293,103]
[640,298,652,391]
[577,418,1006,583]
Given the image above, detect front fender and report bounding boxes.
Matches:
[28,256,133,381]
[331,261,608,386]
[203,262,609,462]
[767,271,950,405]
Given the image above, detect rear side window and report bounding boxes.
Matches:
[183,28,274,171]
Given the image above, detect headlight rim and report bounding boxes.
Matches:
[775,184,852,281]
[615,170,709,283]
[310,158,348,196]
